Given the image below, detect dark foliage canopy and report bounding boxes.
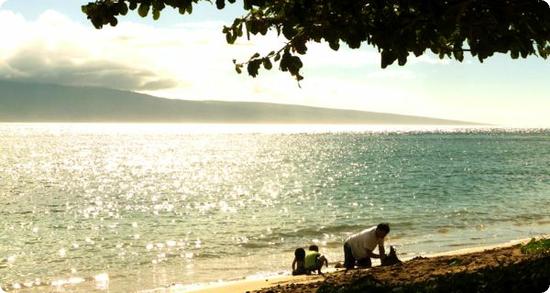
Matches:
[82,0,550,81]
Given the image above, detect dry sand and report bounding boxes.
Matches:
[183,274,325,293]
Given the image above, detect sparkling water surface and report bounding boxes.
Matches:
[1,124,549,292]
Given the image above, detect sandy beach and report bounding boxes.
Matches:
[155,236,549,293]
[181,274,324,293]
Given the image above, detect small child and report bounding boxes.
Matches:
[304,245,329,275]
[291,248,307,275]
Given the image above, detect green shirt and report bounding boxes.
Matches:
[304,251,320,269]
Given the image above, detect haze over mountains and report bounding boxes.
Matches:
[0,80,475,125]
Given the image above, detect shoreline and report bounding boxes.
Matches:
[153,236,548,293]
[2,236,547,293]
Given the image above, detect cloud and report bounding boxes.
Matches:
[0,9,181,91]
[3,44,177,90]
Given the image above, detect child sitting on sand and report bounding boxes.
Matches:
[304,245,329,275]
[292,248,307,275]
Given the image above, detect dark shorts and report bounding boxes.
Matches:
[344,242,372,269]
[292,267,307,275]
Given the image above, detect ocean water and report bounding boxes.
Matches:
[1,123,549,292]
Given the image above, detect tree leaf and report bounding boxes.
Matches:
[138,3,150,17]
[262,58,272,70]
[82,0,550,81]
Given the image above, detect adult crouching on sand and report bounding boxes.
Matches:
[344,223,390,269]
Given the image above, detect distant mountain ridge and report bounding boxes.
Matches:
[0,80,476,124]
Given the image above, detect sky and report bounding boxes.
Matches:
[0,0,549,126]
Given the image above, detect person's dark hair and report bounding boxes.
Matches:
[308,245,319,252]
[294,248,305,260]
[377,223,390,234]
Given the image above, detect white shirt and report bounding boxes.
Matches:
[345,226,384,259]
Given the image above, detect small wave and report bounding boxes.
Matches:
[240,242,272,249]
[267,223,369,240]
[0,272,110,292]
[447,243,470,247]
[7,210,33,215]
[244,222,420,248]
[437,228,450,234]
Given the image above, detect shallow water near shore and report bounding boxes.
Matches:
[1,123,549,292]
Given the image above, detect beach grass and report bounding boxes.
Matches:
[521,238,550,254]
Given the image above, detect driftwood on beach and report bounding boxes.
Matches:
[254,239,550,293]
